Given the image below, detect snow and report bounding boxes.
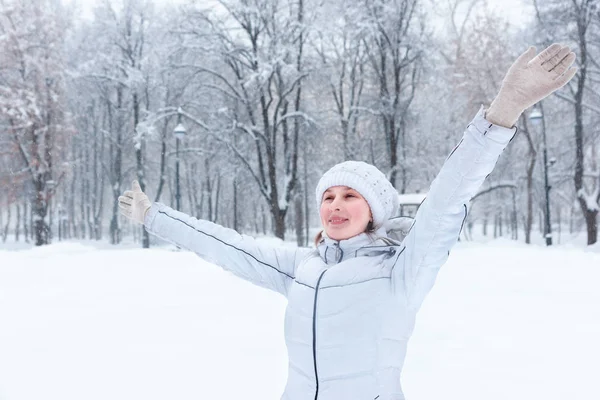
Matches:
[1,238,599,400]
[398,192,427,205]
[278,173,292,210]
[577,188,600,212]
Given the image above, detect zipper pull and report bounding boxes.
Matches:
[334,242,343,263]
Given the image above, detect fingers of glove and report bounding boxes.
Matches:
[543,46,571,71]
[123,190,134,199]
[550,52,576,76]
[118,195,132,206]
[530,43,562,66]
[553,67,578,89]
[118,205,132,218]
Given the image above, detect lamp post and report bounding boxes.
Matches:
[529,103,553,246]
[173,107,187,211]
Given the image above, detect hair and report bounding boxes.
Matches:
[313,220,375,247]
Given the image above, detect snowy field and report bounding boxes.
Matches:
[1,237,599,400]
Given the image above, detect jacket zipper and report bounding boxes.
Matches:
[334,241,343,263]
[312,269,327,400]
[313,243,342,399]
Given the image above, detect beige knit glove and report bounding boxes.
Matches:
[486,43,578,128]
[118,180,151,225]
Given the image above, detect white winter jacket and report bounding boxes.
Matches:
[143,106,517,400]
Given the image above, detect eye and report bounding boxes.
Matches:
[345,194,355,198]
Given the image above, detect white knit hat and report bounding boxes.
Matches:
[315,161,399,229]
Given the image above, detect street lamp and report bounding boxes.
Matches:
[529,103,553,246]
[173,107,187,211]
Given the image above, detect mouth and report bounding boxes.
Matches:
[328,217,348,226]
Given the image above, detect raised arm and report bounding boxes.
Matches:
[119,182,310,297]
[393,107,516,307]
[392,43,577,308]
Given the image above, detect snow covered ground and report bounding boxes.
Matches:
[1,236,599,400]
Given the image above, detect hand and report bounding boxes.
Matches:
[486,43,578,128]
[118,180,151,224]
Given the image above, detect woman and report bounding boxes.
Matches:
[118,44,576,400]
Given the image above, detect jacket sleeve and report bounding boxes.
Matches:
[143,202,310,297]
[392,105,517,308]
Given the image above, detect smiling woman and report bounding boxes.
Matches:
[319,185,373,241]
[118,43,577,400]
[314,161,400,244]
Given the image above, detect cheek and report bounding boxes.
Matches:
[319,204,328,220]
[348,202,370,220]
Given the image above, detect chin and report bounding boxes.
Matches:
[326,229,356,241]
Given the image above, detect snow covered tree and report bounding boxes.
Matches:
[174,0,312,239]
[0,0,72,246]
[533,0,600,244]
[70,0,161,246]
[312,0,369,160]
[360,0,426,189]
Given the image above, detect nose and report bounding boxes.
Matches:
[328,196,342,210]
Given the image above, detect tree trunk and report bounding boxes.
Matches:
[572,6,597,245]
[134,92,150,248]
[24,200,30,243]
[110,89,124,245]
[2,203,10,242]
[483,215,488,236]
[556,207,561,244]
[511,189,518,240]
[525,150,536,244]
[213,174,221,224]
[233,177,239,232]
[294,191,304,247]
[262,204,267,235]
[272,207,286,240]
[303,142,310,247]
[499,212,503,237]
[33,177,50,246]
[582,207,598,244]
[15,203,21,241]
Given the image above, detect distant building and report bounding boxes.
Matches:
[397,192,427,218]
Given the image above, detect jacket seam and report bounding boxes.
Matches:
[313,270,327,400]
[293,275,392,291]
[295,280,315,290]
[401,178,470,303]
[389,246,407,274]
[458,204,468,238]
[157,210,295,279]
[407,134,476,273]
[320,276,391,289]
[446,137,464,161]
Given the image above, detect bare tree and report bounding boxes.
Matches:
[175,0,311,239]
[0,0,72,246]
[361,0,425,190]
[534,0,600,244]
[312,0,368,160]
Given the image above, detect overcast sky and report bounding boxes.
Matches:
[483,0,535,25]
[67,0,535,26]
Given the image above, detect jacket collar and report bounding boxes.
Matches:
[317,226,397,265]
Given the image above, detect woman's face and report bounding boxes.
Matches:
[319,186,372,241]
